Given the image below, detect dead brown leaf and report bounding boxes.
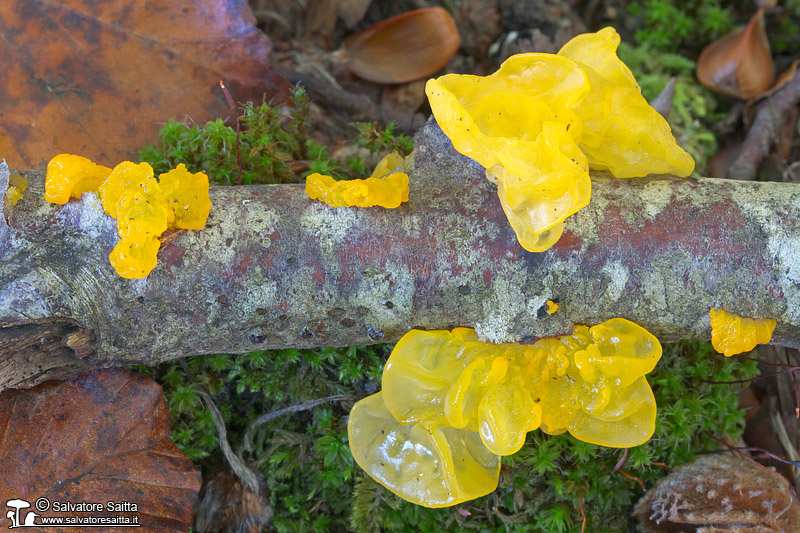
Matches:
[0,0,291,170]
[0,368,201,531]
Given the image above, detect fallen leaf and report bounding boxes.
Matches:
[339,7,461,84]
[696,8,774,100]
[0,368,201,531]
[0,0,291,170]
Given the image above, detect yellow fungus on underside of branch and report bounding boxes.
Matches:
[348,318,662,507]
[709,307,776,357]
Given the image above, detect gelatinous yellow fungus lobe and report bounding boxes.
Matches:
[109,236,160,280]
[158,164,211,230]
[99,161,160,218]
[709,307,776,357]
[45,154,111,204]
[4,173,27,207]
[370,151,407,179]
[347,393,501,508]
[305,172,409,208]
[426,56,591,252]
[44,155,211,280]
[425,27,694,253]
[545,300,559,314]
[348,318,662,507]
[557,28,695,178]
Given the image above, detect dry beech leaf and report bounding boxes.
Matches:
[339,7,461,84]
[0,0,292,169]
[0,368,201,532]
[635,453,800,532]
[697,9,774,100]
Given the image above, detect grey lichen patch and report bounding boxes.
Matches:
[638,254,686,325]
[401,212,423,239]
[731,184,800,323]
[601,261,630,302]
[57,192,116,241]
[241,278,278,317]
[474,272,530,343]
[640,179,676,220]
[348,258,415,326]
[300,203,362,255]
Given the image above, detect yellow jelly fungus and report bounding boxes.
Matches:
[425,27,694,253]
[545,300,559,314]
[709,307,776,357]
[348,318,662,507]
[45,155,211,279]
[305,172,409,208]
[45,154,112,204]
[4,173,27,207]
[370,151,407,179]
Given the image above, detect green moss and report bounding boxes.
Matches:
[138,88,411,186]
[627,0,735,51]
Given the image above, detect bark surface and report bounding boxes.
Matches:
[2,119,800,390]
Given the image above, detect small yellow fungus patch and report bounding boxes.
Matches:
[45,155,211,279]
[545,299,559,314]
[425,27,694,252]
[348,318,662,507]
[45,154,111,204]
[369,151,407,179]
[709,307,776,357]
[4,173,27,207]
[305,172,409,208]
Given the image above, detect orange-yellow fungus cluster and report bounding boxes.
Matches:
[545,299,559,314]
[709,307,776,357]
[305,151,410,208]
[3,173,27,207]
[305,172,409,208]
[425,27,694,252]
[45,154,112,204]
[348,318,662,507]
[45,154,211,279]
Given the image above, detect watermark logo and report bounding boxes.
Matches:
[4,498,140,528]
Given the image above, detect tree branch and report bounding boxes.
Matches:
[728,67,800,180]
[2,119,800,390]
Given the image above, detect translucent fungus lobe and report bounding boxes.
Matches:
[348,318,662,507]
[426,27,694,252]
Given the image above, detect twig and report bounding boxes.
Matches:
[275,66,427,134]
[594,458,646,491]
[237,394,358,456]
[612,448,628,473]
[771,412,800,486]
[728,68,800,180]
[198,390,261,493]
[701,365,800,384]
[219,81,243,186]
[578,487,586,533]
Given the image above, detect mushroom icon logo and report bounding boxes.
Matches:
[4,499,37,528]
